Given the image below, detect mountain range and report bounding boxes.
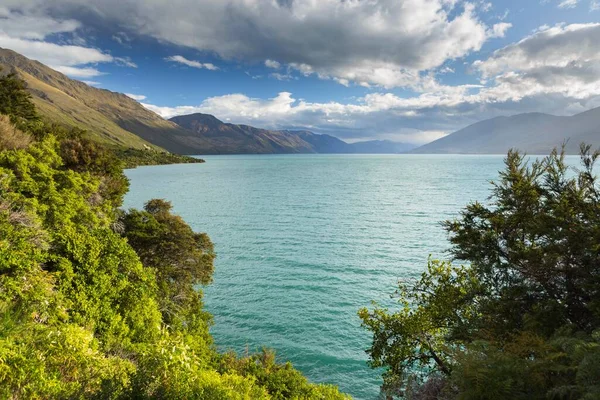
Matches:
[0,48,413,155]
[169,113,415,154]
[412,108,600,154]
[2,47,599,156]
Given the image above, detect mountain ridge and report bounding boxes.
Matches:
[169,112,415,154]
[0,47,414,155]
[0,47,197,152]
[412,108,600,154]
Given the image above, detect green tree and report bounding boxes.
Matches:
[0,70,39,127]
[359,260,480,397]
[361,146,600,399]
[121,199,215,329]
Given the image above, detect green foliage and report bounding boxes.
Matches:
[444,146,600,336]
[362,146,600,399]
[0,73,348,399]
[359,260,480,397]
[218,349,351,400]
[0,70,39,128]
[115,147,204,168]
[121,199,215,330]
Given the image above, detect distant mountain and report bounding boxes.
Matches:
[170,113,317,153]
[170,113,414,154]
[412,108,600,154]
[349,140,416,154]
[0,47,198,153]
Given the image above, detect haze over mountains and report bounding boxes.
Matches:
[1,47,599,156]
[170,113,415,154]
[413,108,600,155]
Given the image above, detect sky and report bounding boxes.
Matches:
[1,0,600,145]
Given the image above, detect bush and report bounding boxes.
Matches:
[0,114,31,150]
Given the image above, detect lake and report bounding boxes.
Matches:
[123,154,523,399]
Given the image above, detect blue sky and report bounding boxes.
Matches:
[1,0,600,144]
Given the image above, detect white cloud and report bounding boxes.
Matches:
[0,6,79,39]
[473,23,600,101]
[265,59,281,69]
[142,21,600,144]
[0,34,113,67]
[52,66,105,78]
[82,80,101,86]
[558,0,578,8]
[125,93,147,101]
[11,0,509,88]
[491,22,512,37]
[270,72,295,81]
[0,8,136,77]
[165,55,218,70]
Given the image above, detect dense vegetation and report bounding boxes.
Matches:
[115,147,202,169]
[0,72,348,399]
[360,147,600,399]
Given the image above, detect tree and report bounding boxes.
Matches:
[359,260,480,397]
[361,146,600,399]
[0,70,38,127]
[444,146,600,336]
[121,199,215,328]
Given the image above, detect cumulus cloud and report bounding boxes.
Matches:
[142,21,600,144]
[125,93,147,101]
[265,59,281,69]
[0,7,135,78]
[0,34,113,67]
[165,55,218,70]
[0,6,79,39]
[473,23,600,100]
[5,0,510,88]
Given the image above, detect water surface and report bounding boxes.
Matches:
[124,154,520,399]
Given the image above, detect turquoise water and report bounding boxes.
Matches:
[122,154,511,399]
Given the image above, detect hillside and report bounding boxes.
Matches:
[0,47,198,153]
[412,108,600,154]
[170,113,415,154]
[0,48,413,156]
[170,113,346,154]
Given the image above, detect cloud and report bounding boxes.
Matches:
[265,59,281,69]
[0,6,79,39]
[558,0,578,8]
[473,23,600,100]
[142,21,600,144]
[165,55,218,70]
[125,93,147,101]
[0,34,113,67]
[10,0,509,88]
[0,8,136,78]
[53,66,105,78]
[82,80,101,86]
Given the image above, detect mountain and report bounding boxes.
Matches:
[412,108,600,154]
[0,48,414,155]
[349,140,416,154]
[170,113,415,154]
[0,47,198,153]
[170,113,318,153]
